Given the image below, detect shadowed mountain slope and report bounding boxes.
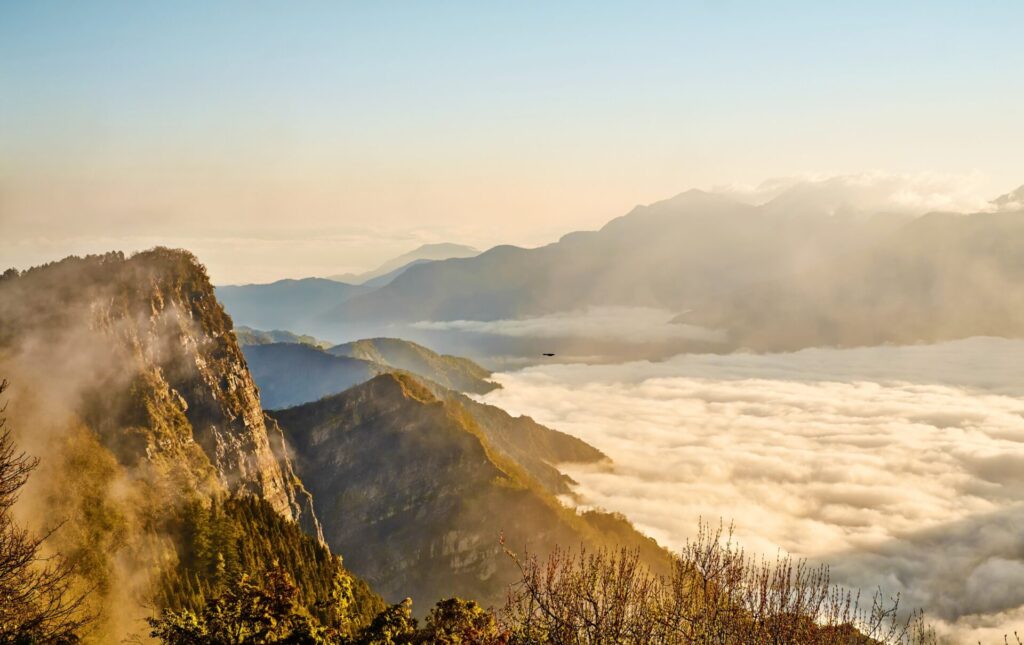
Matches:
[240,336,498,408]
[271,372,669,610]
[216,277,370,330]
[242,342,380,409]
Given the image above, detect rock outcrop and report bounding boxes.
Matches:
[0,248,321,537]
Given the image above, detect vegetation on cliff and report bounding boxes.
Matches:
[270,372,669,610]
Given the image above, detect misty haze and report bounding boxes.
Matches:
[2,3,1024,644]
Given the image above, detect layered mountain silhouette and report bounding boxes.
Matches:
[327,337,498,394]
[238,333,498,408]
[234,324,331,348]
[318,190,900,326]
[241,342,380,409]
[682,206,1024,350]
[327,242,480,285]
[215,277,370,331]
[249,186,1024,356]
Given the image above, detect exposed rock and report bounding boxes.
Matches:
[0,248,322,538]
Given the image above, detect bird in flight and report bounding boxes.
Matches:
[542,353,556,357]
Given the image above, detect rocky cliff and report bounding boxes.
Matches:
[0,248,322,540]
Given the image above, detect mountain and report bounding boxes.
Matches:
[271,372,670,609]
[327,337,498,394]
[240,337,497,409]
[992,184,1024,211]
[306,188,1024,355]
[242,342,381,409]
[328,243,480,285]
[234,325,331,348]
[320,190,884,325]
[0,249,360,637]
[359,258,435,288]
[683,208,1024,351]
[215,277,370,331]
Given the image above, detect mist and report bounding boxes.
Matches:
[480,337,1024,641]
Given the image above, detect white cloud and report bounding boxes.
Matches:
[712,171,992,216]
[411,307,726,344]
[479,337,1024,641]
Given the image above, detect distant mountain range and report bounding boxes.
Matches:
[242,343,380,409]
[215,243,479,339]
[217,185,1024,360]
[216,277,371,331]
[327,337,497,394]
[320,189,903,326]
[234,325,331,348]
[327,242,480,285]
[237,331,498,408]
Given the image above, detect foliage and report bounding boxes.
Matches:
[500,521,937,645]
[149,567,331,644]
[156,495,383,632]
[419,598,501,645]
[151,578,503,645]
[0,381,92,643]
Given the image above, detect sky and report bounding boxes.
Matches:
[2,1,1023,283]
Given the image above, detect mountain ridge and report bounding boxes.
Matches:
[327,243,480,285]
[271,371,669,611]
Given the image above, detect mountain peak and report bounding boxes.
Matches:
[0,248,323,534]
[377,371,439,405]
[992,184,1024,211]
[327,243,480,285]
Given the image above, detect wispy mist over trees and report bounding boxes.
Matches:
[0,380,92,643]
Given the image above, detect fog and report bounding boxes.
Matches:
[411,307,726,344]
[713,171,993,215]
[480,337,1024,641]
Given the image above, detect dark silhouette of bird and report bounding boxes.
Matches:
[542,353,556,357]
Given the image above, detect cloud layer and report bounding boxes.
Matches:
[480,337,1024,641]
[411,307,726,343]
[712,172,993,216]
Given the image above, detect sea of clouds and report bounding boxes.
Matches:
[480,337,1024,642]
[411,306,725,344]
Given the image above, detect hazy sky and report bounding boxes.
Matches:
[3,1,1023,283]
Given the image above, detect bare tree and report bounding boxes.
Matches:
[0,379,92,643]
[501,521,936,645]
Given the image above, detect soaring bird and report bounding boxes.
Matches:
[542,353,556,357]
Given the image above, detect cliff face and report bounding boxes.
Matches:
[0,249,320,537]
[272,372,668,610]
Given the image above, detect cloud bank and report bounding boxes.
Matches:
[712,172,993,216]
[480,337,1024,641]
[411,307,726,344]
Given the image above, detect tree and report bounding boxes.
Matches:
[500,521,937,645]
[352,599,417,645]
[0,379,91,643]
[418,598,502,645]
[148,567,330,644]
